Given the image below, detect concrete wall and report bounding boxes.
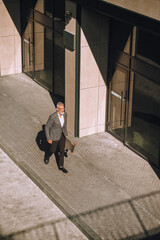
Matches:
[65,1,77,135]
[79,8,109,137]
[103,0,160,21]
[0,0,21,76]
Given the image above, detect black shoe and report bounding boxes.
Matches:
[64,150,68,158]
[44,154,49,164]
[59,167,68,173]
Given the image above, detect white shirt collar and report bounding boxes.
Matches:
[57,112,64,127]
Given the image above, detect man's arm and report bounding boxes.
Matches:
[45,115,53,143]
[65,113,68,137]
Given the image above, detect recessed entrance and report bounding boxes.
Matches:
[107,18,160,166]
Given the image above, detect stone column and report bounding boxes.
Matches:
[79,7,109,137]
[65,0,77,136]
[0,0,21,76]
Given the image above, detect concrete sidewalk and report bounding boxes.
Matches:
[1,73,160,240]
[0,148,88,240]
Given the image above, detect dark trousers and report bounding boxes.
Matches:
[47,133,66,167]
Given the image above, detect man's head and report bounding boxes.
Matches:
[56,102,65,115]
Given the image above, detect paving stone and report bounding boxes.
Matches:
[0,149,87,240]
[0,73,160,240]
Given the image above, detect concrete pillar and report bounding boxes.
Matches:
[0,0,21,76]
[65,0,77,136]
[79,8,109,137]
[65,4,109,137]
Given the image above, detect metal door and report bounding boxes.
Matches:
[108,66,128,141]
[22,21,34,76]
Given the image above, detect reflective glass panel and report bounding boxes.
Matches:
[109,19,131,54]
[34,22,53,91]
[34,0,53,18]
[45,0,53,18]
[53,21,65,97]
[22,21,34,78]
[34,0,44,14]
[136,29,160,69]
[109,67,128,140]
[126,73,160,166]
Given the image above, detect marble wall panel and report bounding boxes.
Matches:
[0,0,21,76]
[1,3,14,37]
[80,87,98,129]
[80,46,99,89]
[98,85,107,126]
[1,36,14,70]
[79,7,109,137]
[14,35,21,68]
[80,126,98,137]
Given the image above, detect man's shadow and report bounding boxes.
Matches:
[36,125,59,168]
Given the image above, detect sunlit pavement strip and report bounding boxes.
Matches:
[0,148,88,240]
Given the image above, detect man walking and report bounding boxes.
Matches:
[44,102,68,173]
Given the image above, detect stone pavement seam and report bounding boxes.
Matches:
[0,143,101,240]
[0,148,88,240]
[73,149,160,227]
[1,74,160,240]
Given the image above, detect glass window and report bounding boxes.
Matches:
[45,0,53,18]
[136,29,160,69]
[109,19,131,54]
[126,73,160,166]
[22,21,34,77]
[34,0,53,18]
[34,0,44,14]
[34,22,53,91]
[54,0,65,21]
[53,21,65,97]
[21,0,33,24]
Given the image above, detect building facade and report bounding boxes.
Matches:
[0,0,160,167]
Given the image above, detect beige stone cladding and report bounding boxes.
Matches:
[79,8,109,137]
[103,0,160,21]
[65,1,77,136]
[0,0,21,76]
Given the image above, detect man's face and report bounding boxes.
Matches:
[57,105,65,115]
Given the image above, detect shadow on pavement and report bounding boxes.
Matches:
[149,163,160,180]
[1,190,160,240]
[140,232,160,240]
[0,237,12,240]
[36,125,49,153]
[35,124,62,170]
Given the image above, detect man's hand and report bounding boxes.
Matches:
[48,140,52,144]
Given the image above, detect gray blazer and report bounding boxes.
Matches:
[45,111,68,141]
